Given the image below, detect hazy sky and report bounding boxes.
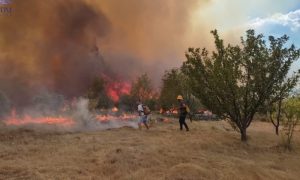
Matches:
[96,0,300,83]
[191,0,300,77]
[97,0,300,78]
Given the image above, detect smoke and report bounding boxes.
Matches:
[0,0,112,106]
[0,91,10,117]
[0,0,214,107]
[72,98,138,131]
[96,0,211,82]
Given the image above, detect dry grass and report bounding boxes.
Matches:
[0,119,299,180]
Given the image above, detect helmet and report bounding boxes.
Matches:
[177,95,183,100]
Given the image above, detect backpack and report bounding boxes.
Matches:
[143,105,151,115]
[181,103,190,114]
[185,105,191,113]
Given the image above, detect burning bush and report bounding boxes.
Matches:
[2,98,139,131]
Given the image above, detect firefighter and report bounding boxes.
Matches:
[177,95,189,131]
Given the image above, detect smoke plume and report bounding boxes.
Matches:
[0,0,212,106]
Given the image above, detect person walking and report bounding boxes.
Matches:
[177,95,189,131]
[137,100,149,130]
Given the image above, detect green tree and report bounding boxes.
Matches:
[119,94,135,112]
[87,77,113,110]
[131,73,153,101]
[130,73,157,110]
[182,29,300,141]
[159,69,202,112]
[267,72,299,135]
[281,97,300,150]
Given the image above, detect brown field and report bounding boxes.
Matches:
[0,118,300,180]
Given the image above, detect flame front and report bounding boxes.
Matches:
[4,110,75,127]
[171,109,178,114]
[106,81,131,102]
[96,114,137,123]
[3,109,138,128]
[112,107,119,112]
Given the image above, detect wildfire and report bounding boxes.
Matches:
[106,81,131,102]
[112,107,119,112]
[3,110,137,127]
[170,109,178,114]
[159,108,164,114]
[96,114,137,123]
[4,110,74,127]
[2,100,139,129]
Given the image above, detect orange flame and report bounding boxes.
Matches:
[159,108,164,114]
[106,81,131,102]
[172,110,178,114]
[4,109,74,127]
[112,107,119,112]
[96,114,137,122]
[3,108,137,128]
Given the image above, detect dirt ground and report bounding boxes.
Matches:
[0,118,299,180]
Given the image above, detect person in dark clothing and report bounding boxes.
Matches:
[177,95,189,131]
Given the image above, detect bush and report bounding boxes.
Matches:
[280,97,300,150]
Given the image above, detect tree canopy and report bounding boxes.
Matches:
[87,77,113,110]
[120,73,157,111]
[182,29,300,141]
[159,68,202,112]
[130,73,153,101]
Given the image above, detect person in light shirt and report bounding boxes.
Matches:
[137,100,149,130]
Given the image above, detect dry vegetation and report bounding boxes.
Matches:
[0,118,299,180]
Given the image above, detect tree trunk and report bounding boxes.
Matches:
[275,99,282,136]
[275,125,279,135]
[241,127,247,141]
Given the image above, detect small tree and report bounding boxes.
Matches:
[87,77,113,110]
[268,100,283,135]
[130,73,153,101]
[267,68,299,135]
[119,94,136,112]
[118,74,158,112]
[182,29,300,141]
[159,69,202,112]
[281,97,300,150]
[160,69,184,110]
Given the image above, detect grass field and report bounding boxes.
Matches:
[0,118,299,180]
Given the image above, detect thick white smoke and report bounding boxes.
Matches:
[72,98,139,132]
